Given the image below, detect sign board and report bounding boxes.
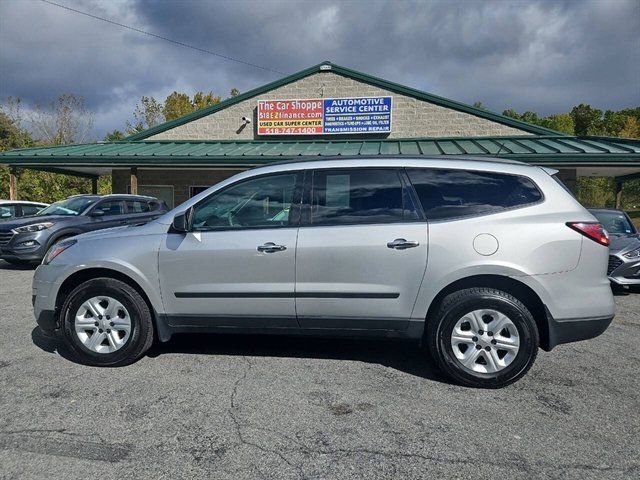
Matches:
[257,96,392,135]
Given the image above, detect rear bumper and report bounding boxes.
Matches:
[545,312,614,351]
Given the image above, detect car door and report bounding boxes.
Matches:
[124,199,163,224]
[295,168,428,330]
[158,171,302,327]
[84,199,129,232]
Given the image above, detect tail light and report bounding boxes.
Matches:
[566,222,609,247]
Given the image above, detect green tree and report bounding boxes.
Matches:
[0,108,35,199]
[104,129,124,141]
[163,91,222,121]
[126,96,164,134]
[570,104,603,136]
[163,92,193,121]
[540,113,574,134]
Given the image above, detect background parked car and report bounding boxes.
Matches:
[0,194,168,265]
[0,200,48,221]
[588,208,640,289]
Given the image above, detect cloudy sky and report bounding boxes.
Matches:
[1,0,639,138]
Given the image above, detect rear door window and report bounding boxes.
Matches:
[125,200,151,214]
[406,168,543,221]
[309,168,419,226]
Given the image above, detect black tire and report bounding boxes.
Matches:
[426,287,539,388]
[60,277,154,366]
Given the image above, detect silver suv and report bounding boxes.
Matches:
[32,157,615,388]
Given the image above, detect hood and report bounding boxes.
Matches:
[74,219,168,242]
[0,215,71,230]
[609,233,640,255]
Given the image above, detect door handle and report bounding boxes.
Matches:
[257,242,287,253]
[387,238,420,250]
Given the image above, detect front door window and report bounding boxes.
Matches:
[191,173,299,230]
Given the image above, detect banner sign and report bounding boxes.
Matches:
[257,96,392,135]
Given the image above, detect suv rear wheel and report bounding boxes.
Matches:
[426,287,539,388]
[60,277,154,366]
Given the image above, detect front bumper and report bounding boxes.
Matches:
[608,254,640,286]
[0,231,50,261]
[32,263,70,334]
[546,312,614,350]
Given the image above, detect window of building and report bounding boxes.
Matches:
[309,168,418,226]
[406,168,543,221]
[127,185,175,208]
[189,186,210,198]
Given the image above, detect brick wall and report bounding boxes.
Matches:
[112,168,244,207]
[148,71,530,141]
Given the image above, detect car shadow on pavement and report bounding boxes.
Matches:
[0,261,37,270]
[31,327,450,384]
[148,332,451,383]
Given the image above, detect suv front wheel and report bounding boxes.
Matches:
[60,277,154,366]
[426,287,539,388]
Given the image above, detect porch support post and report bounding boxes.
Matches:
[9,167,18,200]
[91,177,98,194]
[130,167,138,195]
[615,180,623,209]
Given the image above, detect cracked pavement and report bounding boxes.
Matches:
[0,261,639,479]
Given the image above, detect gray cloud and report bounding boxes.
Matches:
[1,0,638,139]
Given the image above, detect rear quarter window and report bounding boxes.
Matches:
[406,168,543,221]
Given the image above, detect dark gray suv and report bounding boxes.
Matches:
[0,194,167,265]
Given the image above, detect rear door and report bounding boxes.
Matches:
[124,198,164,224]
[295,168,428,330]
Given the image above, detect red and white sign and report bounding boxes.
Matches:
[257,99,323,135]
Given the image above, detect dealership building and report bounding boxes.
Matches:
[2,62,639,207]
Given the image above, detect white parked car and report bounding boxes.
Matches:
[0,200,48,221]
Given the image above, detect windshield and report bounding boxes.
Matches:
[38,197,97,216]
[591,210,637,235]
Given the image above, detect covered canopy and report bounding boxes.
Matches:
[2,135,640,180]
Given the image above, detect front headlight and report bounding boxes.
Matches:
[43,239,77,265]
[13,222,54,233]
[623,247,640,259]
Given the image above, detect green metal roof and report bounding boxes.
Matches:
[2,136,639,168]
[125,61,561,140]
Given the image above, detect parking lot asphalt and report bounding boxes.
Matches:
[0,261,638,480]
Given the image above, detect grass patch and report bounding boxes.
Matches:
[628,211,640,229]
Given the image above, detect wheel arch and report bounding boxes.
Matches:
[425,274,551,350]
[55,267,167,342]
[46,229,83,249]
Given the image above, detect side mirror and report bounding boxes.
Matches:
[172,208,192,233]
[88,210,104,217]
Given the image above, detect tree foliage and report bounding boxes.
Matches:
[126,89,236,133]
